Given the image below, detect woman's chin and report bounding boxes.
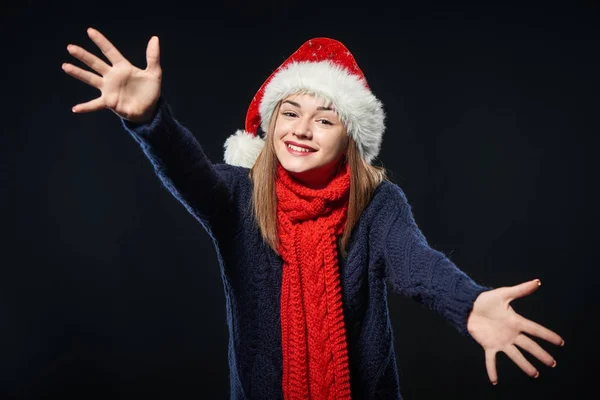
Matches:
[279,159,316,174]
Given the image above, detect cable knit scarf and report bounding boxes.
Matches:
[276,162,352,400]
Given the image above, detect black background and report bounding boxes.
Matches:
[2,0,598,399]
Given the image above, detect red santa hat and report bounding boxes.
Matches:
[223,37,385,168]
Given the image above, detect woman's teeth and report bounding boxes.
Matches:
[288,144,312,152]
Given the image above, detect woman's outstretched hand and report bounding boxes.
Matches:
[62,28,162,124]
[467,279,564,385]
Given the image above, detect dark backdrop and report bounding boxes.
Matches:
[2,1,597,399]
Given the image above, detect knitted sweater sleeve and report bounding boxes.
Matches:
[382,184,493,337]
[120,98,233,225]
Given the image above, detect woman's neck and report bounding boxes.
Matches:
[285,158,346,190]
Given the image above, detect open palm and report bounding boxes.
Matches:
[467,279,564,385]
[62,28,162,123]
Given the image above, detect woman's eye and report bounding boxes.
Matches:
[282,111,297,117]
[318,119,333,125]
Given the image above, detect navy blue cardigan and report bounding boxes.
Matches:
[122,99,491,399]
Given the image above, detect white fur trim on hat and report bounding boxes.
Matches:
[259,61,385,163]
[223,130,265,168]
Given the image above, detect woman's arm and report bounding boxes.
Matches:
[382,185,492,336]
[382,185,564,384]
[122,98,233,224]
[63,28,234,224]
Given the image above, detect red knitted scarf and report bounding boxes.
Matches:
[276,162,352,400]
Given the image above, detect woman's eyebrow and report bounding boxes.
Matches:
[282,100,333,111]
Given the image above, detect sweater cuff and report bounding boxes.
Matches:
[121,97,169,147]
[443,276,493,339]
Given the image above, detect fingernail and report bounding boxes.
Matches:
[72,107,77,113]
[534,371,540,378]
[551,360,557,368]
[534,279,541,286]
[491,381,497,386]
[560,340,565,347]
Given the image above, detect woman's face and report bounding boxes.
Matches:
[273,93,349,188]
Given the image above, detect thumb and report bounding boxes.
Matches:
[146,36,161,72]
[506,279,541,302]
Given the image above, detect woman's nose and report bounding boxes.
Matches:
[293,118,312,138]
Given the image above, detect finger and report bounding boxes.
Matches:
[87,27,126,65]
[66,44,110,75]
[506,279,541,302]
[72,97,105,113]
[485,350,498,385]
[62,63,103,89]
[518,316,564,346]
[504,344,539,378]
[146,36,161,72]
[515,334,556,368]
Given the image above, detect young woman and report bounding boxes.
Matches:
[62,28,564,399]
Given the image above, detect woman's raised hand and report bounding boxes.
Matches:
[62,28,162,124]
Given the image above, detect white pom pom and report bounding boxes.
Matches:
[223,130,265,168]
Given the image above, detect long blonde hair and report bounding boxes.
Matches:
[249,99,388,258]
